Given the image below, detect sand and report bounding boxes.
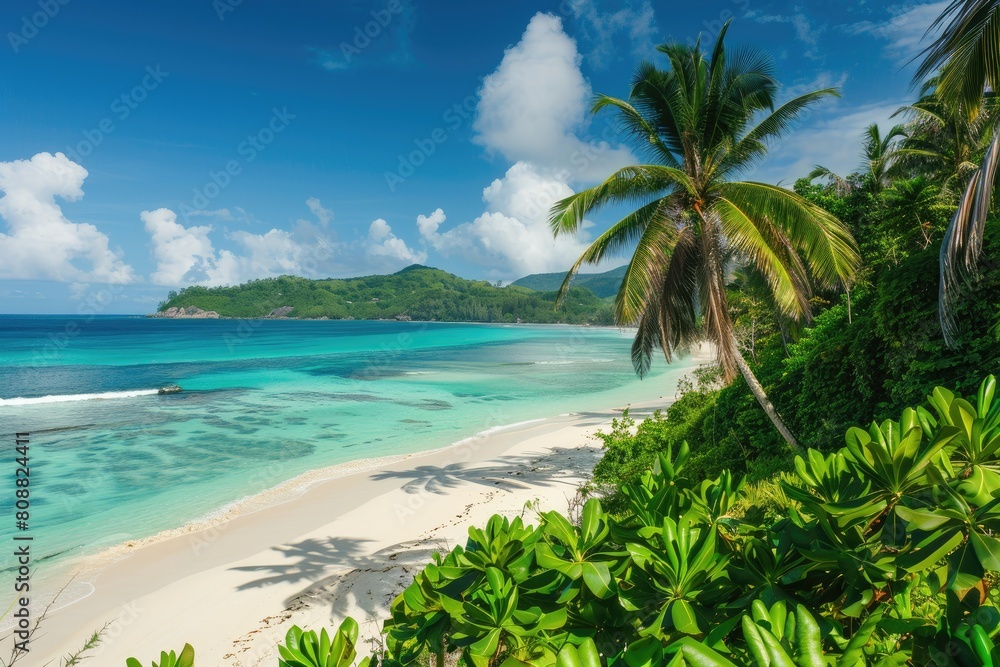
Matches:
[25,394,685,667]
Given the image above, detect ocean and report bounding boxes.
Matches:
[0,315,700,577]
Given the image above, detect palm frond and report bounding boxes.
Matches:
[631,309,660,378]
[915,0,1000,114]
[725,89,840,174]
[554,198,673,306]
[714,197,811,321]
[695,213,739,380]
[940,127,1000,345]
[629,225,700,376]
[808,165,853,195]
[592,95,680,167]
[548,165,691,235]
[612,215,682,325]
[720,181,861,289]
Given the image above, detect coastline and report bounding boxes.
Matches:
[25,394,693,666]
[16,338,715,664]
[146,311,630,327]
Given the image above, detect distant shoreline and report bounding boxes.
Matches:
[145,309,633,328]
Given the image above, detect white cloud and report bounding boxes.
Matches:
[184,208,234,220]
[306,196,333,225]
[845,1,947,65]
[418,162,594,277]
[0,152,135,283]
[442,12,636,279]
[142,208,237,286]
[367,218,426,265]
[565,0,659,68]
[416,208,446,238]
[231,227,332,276]
[473,12,633,182]
[144,198,343,286]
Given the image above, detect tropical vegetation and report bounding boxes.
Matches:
[510,265,627,298]
[547,21,860,452]
[128,375,1000,666]
[915,0,1000,345]
[156,265,614,325]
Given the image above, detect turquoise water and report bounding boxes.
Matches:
[0,316,697,572]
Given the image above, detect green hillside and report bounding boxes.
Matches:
[511,264,626,298]
[156,265,614,324]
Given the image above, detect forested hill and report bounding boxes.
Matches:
[154,265,614,324]
[511,265,626,298]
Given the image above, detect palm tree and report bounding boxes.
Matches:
[916,0,1000,346]
[810,123,908,194]
[548,22,860,452]
[896,79,997,193]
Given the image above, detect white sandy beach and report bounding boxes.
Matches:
[26,391,686,667]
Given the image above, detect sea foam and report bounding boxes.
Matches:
[0,389,160,406]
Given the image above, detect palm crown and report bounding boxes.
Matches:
[549,23,860,385]
[915,0,1000,346]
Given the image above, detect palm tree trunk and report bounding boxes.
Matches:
[734,348,800,452]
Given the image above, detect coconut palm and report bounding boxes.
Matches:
[916,0,1000,345]
[896,79,997,193]
[810,123,908,194]
[549,22,860,452]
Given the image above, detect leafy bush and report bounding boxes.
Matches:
[125,644,194,667]
[278,620,372,667]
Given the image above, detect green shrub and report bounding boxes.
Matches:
[125,645,194,667]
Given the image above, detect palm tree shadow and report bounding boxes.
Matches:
[229,536,374,591]
[368,445,601,496]
[226,439,613,622]
[293,539,452,623]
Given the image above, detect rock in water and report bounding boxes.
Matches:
[266,306,295,318]
[149,306,221,319]
[158,385,182,395]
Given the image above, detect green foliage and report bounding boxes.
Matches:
[588,367,734,503]
[601,181,1000,483]
[124,644,194,667]
[156,266,614,325]
[548,20,858,388]
[511,266,627,298]
[372,375,1000,666]
[278,619,374,667]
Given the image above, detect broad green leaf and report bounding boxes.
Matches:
[581,562,615,598]
[671,599,702,635]
[176,644,195,667]
[895,505,953,531]
[952,397,978,440]
[971,531,1000,571]
[469,627,502,664]
[742,616,771,667]
[624,636,665,667]
[897,530,964,572]
[581,498,603,544]
[672,636,739,667]
[794,606,824,667]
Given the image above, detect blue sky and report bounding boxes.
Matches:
[0,0,946,313]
